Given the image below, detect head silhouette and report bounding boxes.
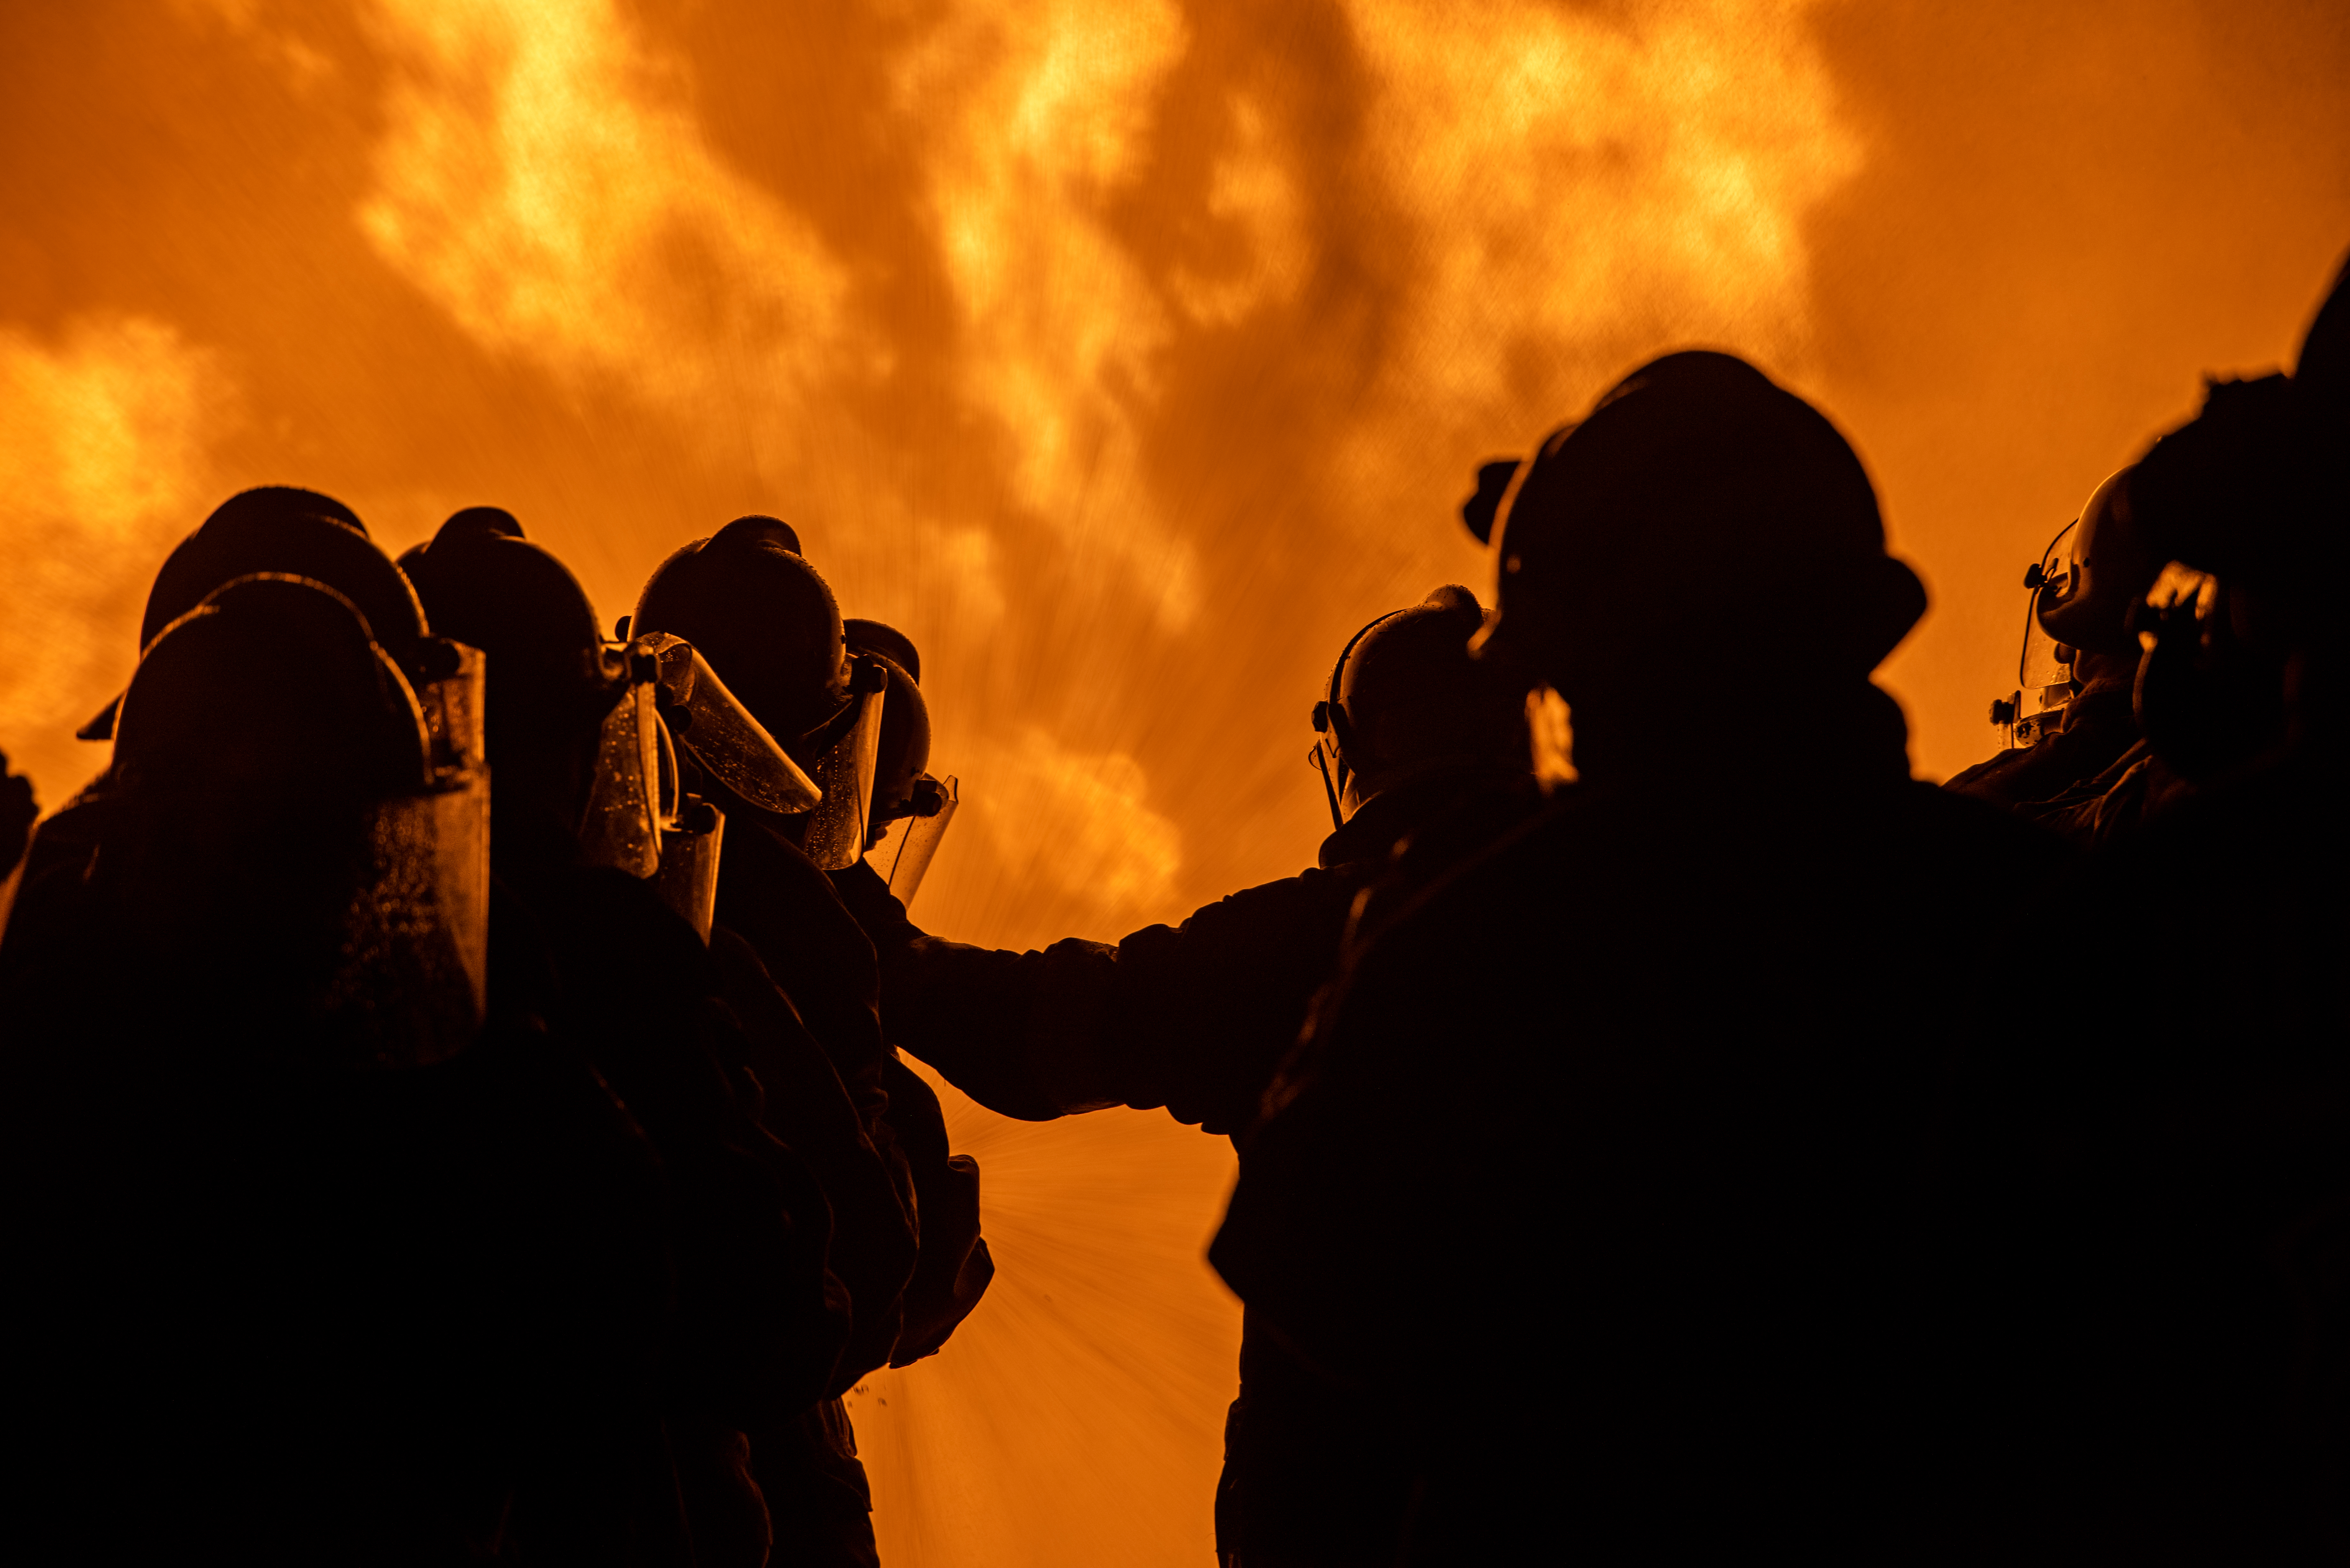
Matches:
[141,487,422,663]
[632,516,851,761]
[1485,352,1923,715]
[1315,586,1526,822]
[400,508,620,854]
[2295,247,2349,405]
[82,487,429,742]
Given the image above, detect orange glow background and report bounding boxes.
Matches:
[4,3,2346,1562]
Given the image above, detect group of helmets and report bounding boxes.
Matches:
[67,489,957,1055]
[1318,351,1935,810]
[1422,324,2343,790]
[628,515,954,886]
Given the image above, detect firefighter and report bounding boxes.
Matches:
[1212,351,2060,1562]
[1964,253,2350,1558]
[1,567,672,1561]
[404,506,851,1565]
[634,516,992,1567]
[826,578,1537,1566]
[1945,466,2195,841]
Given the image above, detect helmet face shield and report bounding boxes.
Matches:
[345,782,489,1067]
[798,664,886,871]
[2020,608,2074,692]
[1990,521,2082,750]
[2035,469,2152,658]
[1526,686,1576,791]
[854,649,931,849]
[640,632,820,815]
[579,675,664,880]
[407,637,491,1036]
[581,632,818,921]
[651,796,725,941]
[865,773,957,908]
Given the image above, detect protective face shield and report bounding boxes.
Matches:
[1525,687,1576,792]
[409,634,491,1028]
[865,774,958,908]
[577,656,672,881]
[1988,521,2082,750]
[640,632,821,815]
[642,630,829,937]
[110,574,489,1069]
[644,630,827,940]
[1307,728,1346,831]
[580,630,831,925]
[652,795,725,941]
[584,631,805,875]
[2035,468,2156,657]
[841,623,957,904]
[794,654,889,871]
[854,649,932,851]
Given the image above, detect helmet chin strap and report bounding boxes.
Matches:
[1310,609,1406,834]
[1309,735,1347,833]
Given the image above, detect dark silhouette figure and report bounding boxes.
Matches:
[828,584,1538,1566]
[635,516,994,1568]
[836,618,990,1363]
[403,507,850,1566]
[1944,255,2350,1560]
[2,562,676,1562]
[1946,466,2195,841]
[71,485,433,745]
[843,617,954,859]
[0,749,34,882]
[1211,352,2060,1562]
[23,487,441,893]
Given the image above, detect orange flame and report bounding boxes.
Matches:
[3,4,2346,1565]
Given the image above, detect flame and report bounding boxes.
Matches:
[1331,0,1860,517]
[896,0,1203,631]
[0,318,227,807]
[19,5,2341,1567]
[357,0,848,437]
[1352,0,1855,383]
[1168,96,1311,328]
[0,9,1865,1561]
[962,723,1182,925]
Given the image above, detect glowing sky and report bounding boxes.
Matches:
[3,3,2345,1563]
